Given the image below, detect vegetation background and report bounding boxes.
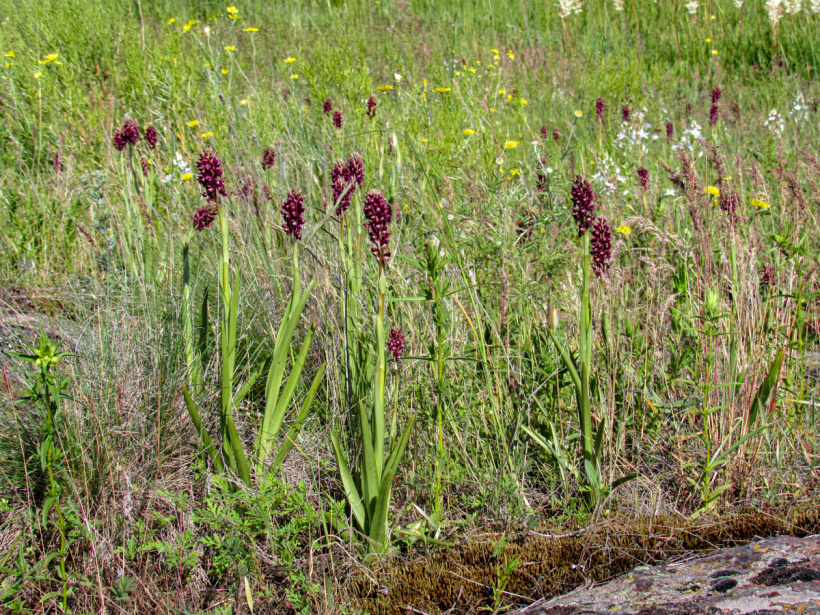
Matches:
[0,0,818,612]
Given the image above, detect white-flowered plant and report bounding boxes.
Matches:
[791,93,810,122]
[685,0,699,14]
[558,0,584,18]
[591,154,627,195]
[764,109,785,135]
[765,0,784,26]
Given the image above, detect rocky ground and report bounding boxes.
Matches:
[516,535,820,615]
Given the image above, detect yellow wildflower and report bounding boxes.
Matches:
[751,198,770,210]
[504,140,520,149]
[705,38,712,42]
[433,87,451,93]
[498,89,507,95]
[722,176,732,181]
[201,132,214,138]
[491,48,499,54]
[376,85,394,91]
[510,169,520,176]
[4,51,14,58]
[506,94,513,102]
[182,19,196,32]
[284,57,296,64]
[463,129,475,135]
[712,49,718,55]
[187,120,200,127]
[240,99,249,105]
[469,67,476,73]
[519,98,528,105]
[615,224,631,235]
[421,138,428,143]
[167,17,176,24]
[38,53,59,65]
[243,27,259,32]
[290,74,299,79]
[507,50,515,59]
[181,173,193,180]
[706,186,720,197]
[575,110,583,118]
[224,45,236,52]
[221,69,229,74]
[33,72,42,79]
[226,6,238,14]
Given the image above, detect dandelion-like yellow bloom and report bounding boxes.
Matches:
[421,138,428,143]
[712,49,718,55]
[510,169,520,176]
[706,186,720,197]
[284,57,296,64]
[182,20,196,32]
[506,94,513,102]
[221,69,229,74]
[433,87,451,93]
[491,48,500,54]
[706,38,712,42]
[187,120,200,127]
[240,99,249,105]
[181,173,193,180]
[33,72,42,79]
[376,85,394,91]
[616,224,631,235]
[201,132,214,138]
[507,50,515,59]
[168,17,176,24]
[4,51,14,58]
[243,27,259,32]
[574,110,583,118]
[498,89,507,95]
[224,45,236,51]
[469,67,476,73]
[751,198,770,209]
[722,176,732,181]
[291,74,299,79]
[38,53,59,65]
[504,140,520,149]
[226,6,238,14]
[519,98,528,105]
[463,129,475,135]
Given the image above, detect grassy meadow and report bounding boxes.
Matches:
[1,0,819,612]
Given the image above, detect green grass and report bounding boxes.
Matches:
[0,0,819,612]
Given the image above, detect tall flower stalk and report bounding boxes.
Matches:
[329,188,416,554]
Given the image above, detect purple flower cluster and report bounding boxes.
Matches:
[590,217,612,277]
[363,190,393,265]
[145,125,158,149]
[596,97,604,123]
[113,118,140,151]
[262,147,276,170]
[637,167,649,191]
[719,191,738,218]
[333,109,343,129]
[621,106,630,123]
[387,326,406,360]
[331,154,365,215]
[711,87,722,104]
[140,156,150,177]
[366,95,378,119]
[53,152,63,174]
[571,175,597,236]
[760,264,776,288]
[553,127,560,143]
[281,189,306,240]
[193,204,218,231]
[323,97,333,115]
[196,149,227,202]
[666,122,674,142]
[541,124,548,140]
